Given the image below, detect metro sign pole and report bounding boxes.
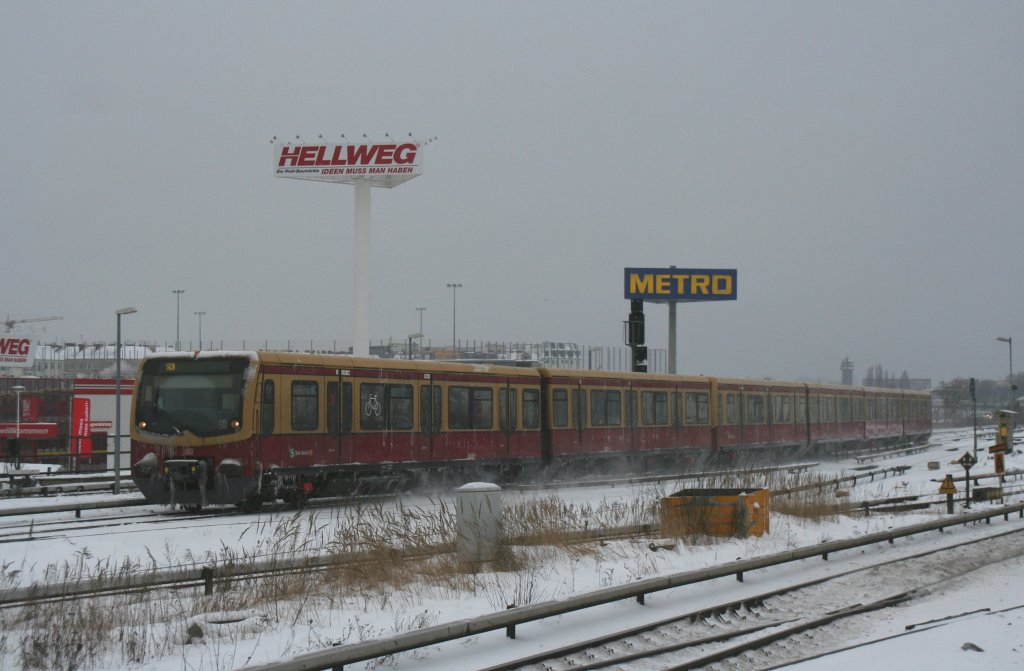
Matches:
[273,135,428,357]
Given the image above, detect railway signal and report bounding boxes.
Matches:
[625,299,647,373]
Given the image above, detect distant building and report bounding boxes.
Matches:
[841,357,854,386]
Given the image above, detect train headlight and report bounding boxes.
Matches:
[230,419,241,431]
[137,420,148,430]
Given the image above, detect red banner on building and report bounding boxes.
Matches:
[0,423,59,438]
[72,398,92,456]
[21,396,39,422]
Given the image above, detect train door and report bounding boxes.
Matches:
[626,384,637,452]
[800,385,811,449]
[499,378,516,459]
[253,373,275,465]
[418,378,442,461]
[708,378,719,455]
[540,383,552,465]
[329,376,353,464]
[571,383,585,453]
[738,387,746,446]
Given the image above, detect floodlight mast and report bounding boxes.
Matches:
[272,134,429,356]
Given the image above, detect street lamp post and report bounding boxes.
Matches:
[416,307,426,359]
[11,385,24,469]
[115,307,137,495]
[446,284,462,352]
[195,311,206,350]
[173,289,185,350]
[997,336,1014,407]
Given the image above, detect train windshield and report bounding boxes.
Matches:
[135,357,250,437]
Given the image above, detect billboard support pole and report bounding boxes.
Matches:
[354,179,371,357]
[668,301,676,374]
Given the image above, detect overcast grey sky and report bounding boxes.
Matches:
[2,2,1021,384]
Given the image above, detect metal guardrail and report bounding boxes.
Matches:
[0,496,148,518]
[238,502,1024,671]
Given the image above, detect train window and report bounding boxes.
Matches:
[808,395,819,423]
[854,397,864,421]
[796,395,807,423]
[838,396,851,422]
[675,392,684,428]
[725,393,738,425]
[590,390,622,427]
[449,387,468,428]
[499,388,518,432]
[523,389,541,429]
[361,384,386,430]
[745,394,766,424]
[642,391,669,426]
[261,380,275,434]
[552,389,569,428]
[448,386,493,430]
[773,395,791,423]
[590,391,605,426]
[360,383,413,431]
[685,392,710,425]
[389,385,413,430]
[626,391,637,428]
[327,382,339,435]
[821,395,836,422]
[291,381,319,431]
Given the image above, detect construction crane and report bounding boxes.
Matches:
[3,315,63,333]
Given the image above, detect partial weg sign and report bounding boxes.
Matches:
[0,335,36,367]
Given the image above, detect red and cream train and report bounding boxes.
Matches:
[129,351,931,510]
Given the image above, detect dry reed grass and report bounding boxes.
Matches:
[1,468,854,669]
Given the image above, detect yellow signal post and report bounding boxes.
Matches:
[938,475,957,514]
[996,410,1017,454]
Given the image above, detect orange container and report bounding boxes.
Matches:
[660,488,770,538]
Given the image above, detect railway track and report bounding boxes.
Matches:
[229,504,1024,671]
[474,526,1024,671]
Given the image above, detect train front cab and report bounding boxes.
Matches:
[129,352,262,508]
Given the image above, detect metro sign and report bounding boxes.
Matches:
[624,268,738,303]
[274,142,423,187]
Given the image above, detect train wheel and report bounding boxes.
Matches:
[183,504,203,513]
[237,492,263,514]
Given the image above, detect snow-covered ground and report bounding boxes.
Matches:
[0,427,1022,670]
